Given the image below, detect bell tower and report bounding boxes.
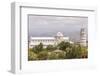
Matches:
[80,26,87,47]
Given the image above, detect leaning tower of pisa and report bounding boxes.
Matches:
[80,27,87,47]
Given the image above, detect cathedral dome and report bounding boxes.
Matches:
[56,32,63,37]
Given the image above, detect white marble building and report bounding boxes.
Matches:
[80,27,87,47]
[29,32,74,48]
[29,26,87,48]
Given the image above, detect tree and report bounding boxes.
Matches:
[47,52,58,59]
[38,51,48,60]
[46,45,56,51]
[65,44,88,59]
[34,43,43,52]
[58,41,70,51]
[65,44,82,59]
[38,42,43,51]
[58,52,66,59]
[28,49,38,60]
[47,50,66,59]
[79,46,88,58]
[65,42,71,48]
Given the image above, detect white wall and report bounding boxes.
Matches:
[0,0,100,76]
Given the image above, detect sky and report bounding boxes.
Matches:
[28,15,88,42]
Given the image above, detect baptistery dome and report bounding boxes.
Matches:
[56,32,63,37]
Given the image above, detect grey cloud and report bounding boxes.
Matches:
[28,15,88,42]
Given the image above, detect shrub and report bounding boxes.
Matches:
[58,41,71,51]
[28,49,38,60]
[46,45,57,51]
[38,51,48,60]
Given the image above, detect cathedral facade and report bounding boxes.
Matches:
[29,32,73,48]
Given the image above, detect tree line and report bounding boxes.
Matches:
[28,41,88,60]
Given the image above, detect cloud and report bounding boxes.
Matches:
[28,15,88,42]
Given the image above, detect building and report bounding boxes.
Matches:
[29,26,87,48]
[29,32,73,48]
[80,27,87,47]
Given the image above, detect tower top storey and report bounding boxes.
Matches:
[81,28,85,32]
[80,26,86,34]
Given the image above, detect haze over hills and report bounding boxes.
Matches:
[28,15,88,42]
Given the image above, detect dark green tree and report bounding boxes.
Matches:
[34,43,43,52]
[47,52,58,59]
[58,41,70,51]
[38,51,48,60]
[65,44,88,59]
[46,45,57,51]
[28,49,38,60]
